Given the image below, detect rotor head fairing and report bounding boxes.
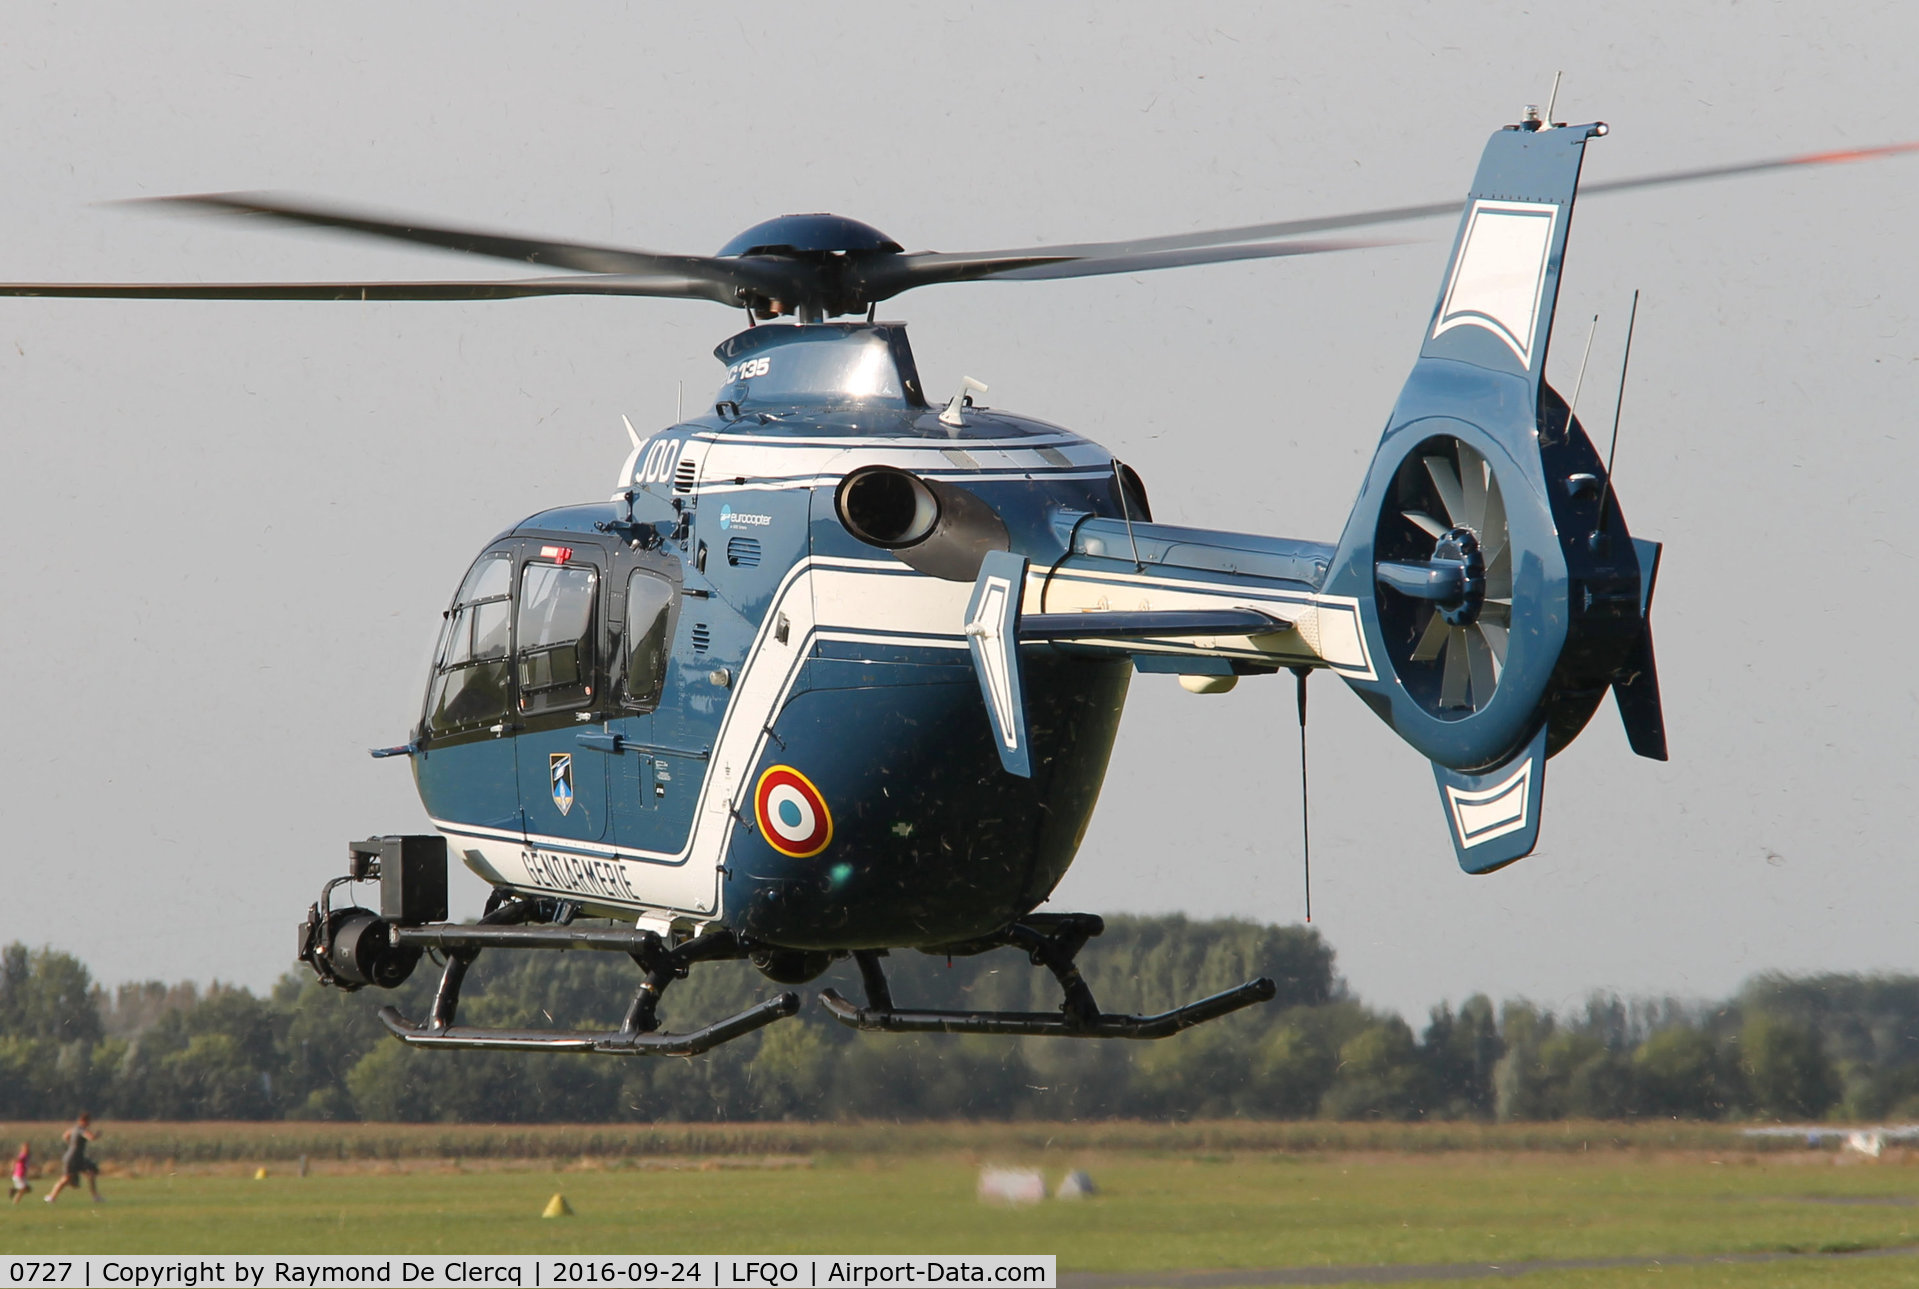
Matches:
[718,214,904,258]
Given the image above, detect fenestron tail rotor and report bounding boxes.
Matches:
[1377,437,1511,718]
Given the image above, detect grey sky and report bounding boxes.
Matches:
[1,3,1914,1023]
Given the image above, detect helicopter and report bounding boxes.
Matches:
[6,110,1910,1057]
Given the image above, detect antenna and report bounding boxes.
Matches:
[1544,71,1564,126]
[1593,289,1640,540]
[1112,459,1145,572]
[1564,313,1598,436]
[676,381,683,423]
[1292,666,1313,923]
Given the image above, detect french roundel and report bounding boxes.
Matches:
[754,765,834,858]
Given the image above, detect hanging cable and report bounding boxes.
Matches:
[1292,665,1312,922]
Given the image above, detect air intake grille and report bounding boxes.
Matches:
[674,459,698,493]
[726,537,762,568]
[691,623,711,652]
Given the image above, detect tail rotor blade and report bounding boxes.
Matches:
[1410,610,1451,661]
[1424,455,1465,526]
[1476,620,1509,667]
[1440,629,1471,707]
[1467,628,1498,706]
[1483,546,1512,601]
[1479,478,1508,565]
[1457,442,1489,534]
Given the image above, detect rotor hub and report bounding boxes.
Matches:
[1432,527,1487,626]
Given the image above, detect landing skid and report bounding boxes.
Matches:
[376,994,799,1055]
[299,838,1277,1055]
[323,885,799,1056]
[820,914,1278,1039]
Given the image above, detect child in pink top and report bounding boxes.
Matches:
[8,1144,28,1204]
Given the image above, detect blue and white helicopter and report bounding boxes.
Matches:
[9,111,1904,1055]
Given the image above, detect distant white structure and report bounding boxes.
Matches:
[977,1168,1045,1205]
[1741,1123,1919,1156]
[1848,1130,1886,1157]
[1056,1170,1098,1199]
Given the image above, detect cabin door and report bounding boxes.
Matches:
[511,542,610,847]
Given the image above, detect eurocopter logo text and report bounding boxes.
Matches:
[720,505,772,530]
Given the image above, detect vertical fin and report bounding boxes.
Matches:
[965,550,1031,777]
[1614,537,1668,760]
[1420,121,1607,391]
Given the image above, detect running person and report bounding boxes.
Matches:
[8,1143,28,1203]
[43,1114,101,1203]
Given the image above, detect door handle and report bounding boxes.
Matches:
[575,731,710,760]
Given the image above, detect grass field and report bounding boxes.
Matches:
[0,1120,1825,1164]
[4,1133,1919,1287]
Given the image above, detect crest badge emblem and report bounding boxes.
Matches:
[550,752,574,816]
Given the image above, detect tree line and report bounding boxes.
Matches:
[0,919,1902,1123]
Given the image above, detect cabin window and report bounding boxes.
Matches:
[623,570,675,711]
[516,560,597,713]
[425,551,513,733]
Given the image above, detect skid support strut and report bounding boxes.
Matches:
[376,902,799,1055]
[820,914,1276,1039]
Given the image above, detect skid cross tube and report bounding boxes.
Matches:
[821,917,1277,1039]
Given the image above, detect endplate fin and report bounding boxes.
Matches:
[965,550,1032,777]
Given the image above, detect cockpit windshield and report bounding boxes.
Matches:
[712,323,921,410]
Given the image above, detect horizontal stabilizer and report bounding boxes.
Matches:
[966,553,1297,779]
[1021,606,1290,640]
[1432,725,1548,873]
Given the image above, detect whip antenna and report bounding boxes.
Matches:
[1292,665,1313,922]
[1565,313,1599,436]
[1113,458,1145,572]
[1594,289,1641,537]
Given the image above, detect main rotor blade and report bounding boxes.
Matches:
[0,274,743,303]
[1582,138,1919,201]
[930,137,1919,261]
[860,237,1392,300]
[981,237,1393,282]
[133,192,724,279]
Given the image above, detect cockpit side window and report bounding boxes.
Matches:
[425,551,513,734]
[516,561,597,714]
[622,570,675,712]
